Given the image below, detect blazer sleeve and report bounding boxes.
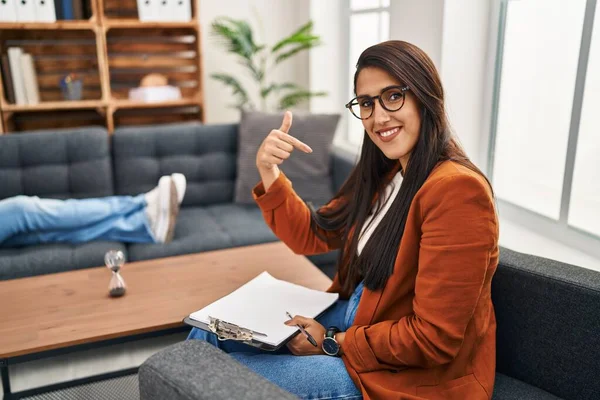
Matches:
[341,173,498,373]
[252,171,344,255]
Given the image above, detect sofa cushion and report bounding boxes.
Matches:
[204,204,278,247]
[0,241,126,280]
[492,247,600,400]
[493,374,562,400]
[126,204,278,262]
[0,126,113,200]
[235,110,340,205]
[112,122,237,207]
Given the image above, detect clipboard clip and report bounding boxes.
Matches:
[207,316,267,342]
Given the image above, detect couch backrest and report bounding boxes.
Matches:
[492,247,600,400]
[0,127,113,200]
[112,122,237,207]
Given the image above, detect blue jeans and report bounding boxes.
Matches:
[0,194,155,246]
[187,282,365,400]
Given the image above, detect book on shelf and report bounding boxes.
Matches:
[21,53,40,105]
[0,55,16,104]
[137,0,191,22]
[7,48,27,105]
[16,0,36,22]
[0,0,18,22]
[35,0,57,22]
[4,48,40,105]
[54,0,89,21]
[0,0,58,23]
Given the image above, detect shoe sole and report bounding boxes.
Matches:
[155,176,171,243]
[164,180,180,243]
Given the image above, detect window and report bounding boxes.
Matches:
[489,0,600,252]
[346,0,391,146]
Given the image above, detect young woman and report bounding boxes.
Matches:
[188,40,499,400]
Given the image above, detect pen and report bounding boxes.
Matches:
[286,311,318,347]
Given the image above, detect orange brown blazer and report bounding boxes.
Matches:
[253,160,500,400]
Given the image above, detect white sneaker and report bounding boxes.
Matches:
[145,176,169,239]
[160,178,179,243]
[145,176,179,243]
[170,173,187,205]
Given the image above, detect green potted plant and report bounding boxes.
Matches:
[210,17,326,111]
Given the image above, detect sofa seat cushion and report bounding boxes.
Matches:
[126,203,339,273]
[126,204,278,262]
[0,241,126,281]
[204,204,279,247]
[493,374,562,400]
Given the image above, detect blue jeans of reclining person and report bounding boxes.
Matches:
[0,194,155,247]
[187,281,365,400]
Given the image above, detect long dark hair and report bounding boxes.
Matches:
[311,40,492,294]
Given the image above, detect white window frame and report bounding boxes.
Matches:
[339,0,391,149]
[485,0,600,259]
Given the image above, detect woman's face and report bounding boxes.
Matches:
[355,67,421,168]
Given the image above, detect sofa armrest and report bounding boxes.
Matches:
[330,146,357,193]
[139,340,298,400]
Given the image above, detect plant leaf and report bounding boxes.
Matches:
[278,90,327,110]
[272,21,314,52]
[261,82,300,98]
[275,41,320,64]
[211,73,252,108]
[240,59,264,81]
[211,17,262,61]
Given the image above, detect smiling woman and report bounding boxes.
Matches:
[188,40,500,400]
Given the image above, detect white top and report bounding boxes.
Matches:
[357,171,404,256]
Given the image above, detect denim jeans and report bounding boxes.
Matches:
[0,194,155,246]
[187,282,365,400]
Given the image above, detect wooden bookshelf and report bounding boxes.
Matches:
[0,0,203,134]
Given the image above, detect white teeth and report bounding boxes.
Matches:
[379,127,400,137]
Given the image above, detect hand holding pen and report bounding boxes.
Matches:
[285,311,318,347]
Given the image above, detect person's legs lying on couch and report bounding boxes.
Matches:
[0,173,187,246]
[187,283,364,400]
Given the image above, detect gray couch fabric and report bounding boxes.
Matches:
[126,204,278,262]
[140,248,600,400]
[0,241,126,280]
[112,122,238,207]
[235,110,340,206]
[492,248,600,400]
[139,340,297,400]
[0,127,113,200]
[493,374,561,400]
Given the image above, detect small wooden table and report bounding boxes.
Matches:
[0,242,332,399]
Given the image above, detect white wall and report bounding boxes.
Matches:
[389,0,444,68]
[198,0,310,123]
[309,0,345,116]
[440,0,492,168]
[308,0,349,149]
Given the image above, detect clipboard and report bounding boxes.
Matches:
[183,316,298,351]
[183,271,339,351]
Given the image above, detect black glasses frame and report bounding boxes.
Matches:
[345,85,410,120]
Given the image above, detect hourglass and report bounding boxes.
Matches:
[105,250,127,297]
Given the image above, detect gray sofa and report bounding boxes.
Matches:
[0,123,353,281]
[139,248,600,400]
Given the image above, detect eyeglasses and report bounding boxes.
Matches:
[345,85,410,120]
